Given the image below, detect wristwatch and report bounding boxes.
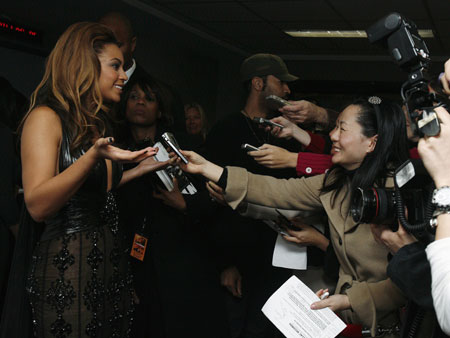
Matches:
[432,186,450,210]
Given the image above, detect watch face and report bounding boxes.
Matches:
[433,188,450,207]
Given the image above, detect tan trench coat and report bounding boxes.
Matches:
[224,167,406,337]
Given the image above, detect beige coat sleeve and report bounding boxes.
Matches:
[225,166,324,211]
[343,278,406,333]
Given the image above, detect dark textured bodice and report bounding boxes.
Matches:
[40,126,122,241]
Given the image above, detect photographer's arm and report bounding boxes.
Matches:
[418,106,450,334]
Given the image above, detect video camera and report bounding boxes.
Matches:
[350,13,444,235]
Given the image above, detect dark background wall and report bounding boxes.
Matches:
[1,0,448,127]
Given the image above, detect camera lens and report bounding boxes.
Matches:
[351,187,395,224]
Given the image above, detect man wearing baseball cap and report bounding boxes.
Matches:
[240,53,299,83]
[239,53,298,117]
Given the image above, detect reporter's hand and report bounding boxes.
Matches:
[206,181,227,206]
[418,107,450,188]
[280,100,328,125]
[93,137,157,163]
[441,59,450,95]
[220,266,242,298]
[268,116,296,139]
[283,217,329,251]
[310,294,351,312]
[248,144,297,169]
[370,223,417,254]
[174,150,225,182]
[153,177,187,211]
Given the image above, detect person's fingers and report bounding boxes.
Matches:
[315,289,324,297]
[434,106,450,125]
[207,181,223,194]
[206,184,225,202]
[271,127,281,136]
[282,235,300,244]
[310,298,330,310]
[379,227,395,243]
[236,277,242,298]
[223,280,238,297]
[441,75,450,95]
[172,177,179,191]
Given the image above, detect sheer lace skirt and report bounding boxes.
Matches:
[27,193,133,338]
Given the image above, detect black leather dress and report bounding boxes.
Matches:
[26,124,133,338]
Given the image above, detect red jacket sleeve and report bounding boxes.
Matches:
[296,152,333,176]
[304,131,327,154]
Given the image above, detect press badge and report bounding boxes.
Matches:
[130,217,148,261]
[130,234,148,261]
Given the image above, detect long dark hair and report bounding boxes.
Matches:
[321,97,409,209]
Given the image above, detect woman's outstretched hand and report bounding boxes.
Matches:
[173,150,224,182]
[94,137,157,163]
[174,150,208,174]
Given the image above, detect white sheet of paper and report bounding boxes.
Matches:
[272,234,307,270]
[262,276,346,338]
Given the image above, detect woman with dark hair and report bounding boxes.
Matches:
[1,22,162,338]
[116,75,229,338]
[177,97,409,337]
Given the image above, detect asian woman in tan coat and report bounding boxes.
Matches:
[178,97,409,337]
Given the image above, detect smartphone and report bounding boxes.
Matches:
[275,209,296,230]
[265,95,290,109]
[161,132,188,164]
[252,117,284,129]
[241,143,259,152]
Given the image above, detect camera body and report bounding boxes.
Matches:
[350,161,433,229]
[350,15,441,233]
[367,12,441,137]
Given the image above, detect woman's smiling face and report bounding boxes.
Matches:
[98,43,127,103]
[329,104,377,170]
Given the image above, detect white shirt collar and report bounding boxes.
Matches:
[125,59,137,84]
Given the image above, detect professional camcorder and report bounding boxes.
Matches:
[350,13,445,234]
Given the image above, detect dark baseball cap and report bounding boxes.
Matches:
[240,53,298,82]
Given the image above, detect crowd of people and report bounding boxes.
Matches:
[1,9,450,338]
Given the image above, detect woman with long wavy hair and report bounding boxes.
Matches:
[4,22,163,338]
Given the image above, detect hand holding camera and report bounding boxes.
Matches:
[370,223,417,255]
[418,107,450,188]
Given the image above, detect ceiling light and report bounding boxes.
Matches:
[285,29,434,38]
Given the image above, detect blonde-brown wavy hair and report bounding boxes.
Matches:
[21,21,118,152]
